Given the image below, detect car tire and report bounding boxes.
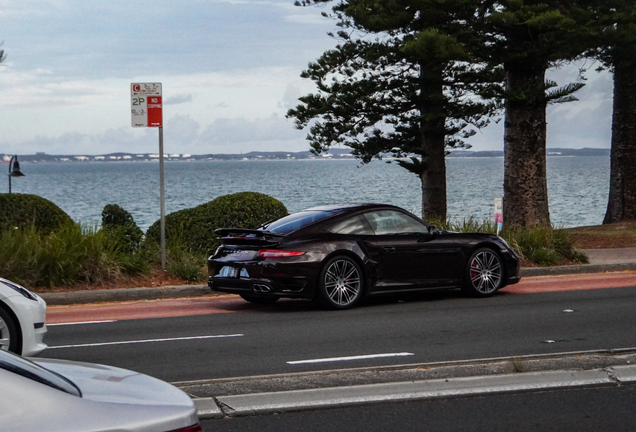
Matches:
[462,248,504,297]
[317,256,364,310]
[0,305,21,354]
[239,294,279,305]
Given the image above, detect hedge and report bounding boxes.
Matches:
[101,204,144,253]
[0,193,73,234]
[145,192,288,254]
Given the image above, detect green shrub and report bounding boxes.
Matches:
[430,218,588,267]
[0,221,119,288]
[145,192,288,254]
[101,204,144,253]
[0,220,150,289]
[0,193,72,234]
[166,248,207,282]
[430,217,497,234]
[500,225,589,266]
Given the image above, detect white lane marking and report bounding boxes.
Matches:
[48,334,244,349]
[287,352,414,365]
[48,320,117,326]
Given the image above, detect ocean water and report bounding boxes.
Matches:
[3,156,609,231]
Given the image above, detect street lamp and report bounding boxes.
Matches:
[8,155,25,193]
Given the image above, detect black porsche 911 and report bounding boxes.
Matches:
[208,203,521,309]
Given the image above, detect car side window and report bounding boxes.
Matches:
[329,214,375,235]
[363,210,428,235]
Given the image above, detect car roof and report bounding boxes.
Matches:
[302,203,401,213]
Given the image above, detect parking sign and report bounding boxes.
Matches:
[131,83,162,127]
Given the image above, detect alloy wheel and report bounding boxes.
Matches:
[469,249,502,295]
[0,315,11,352]
[323,258,362,308]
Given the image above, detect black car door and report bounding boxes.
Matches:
[360,210,462,291]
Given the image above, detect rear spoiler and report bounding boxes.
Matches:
[215,228,283,246]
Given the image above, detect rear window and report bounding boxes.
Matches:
[0,350,81,397]
[328,214,374,235]
[262,211,335,234]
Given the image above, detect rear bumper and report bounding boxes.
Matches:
[209,276,311,298]
[208,258,319,299]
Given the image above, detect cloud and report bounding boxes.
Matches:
[285,13,330,25]
[0,0,616,156]
[197,114,306,153]
[280,84,303,111]
[164,94,193,105]
[5,112,309,155]
[547,68,613,148]
[14,127,156,155]
[164,114,201,150]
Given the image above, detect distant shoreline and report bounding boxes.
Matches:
[1,147,609,163]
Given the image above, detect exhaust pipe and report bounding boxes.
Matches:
[253,284,272,293]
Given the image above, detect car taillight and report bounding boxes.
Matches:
[259,249,305,258]
[168,424,203,432]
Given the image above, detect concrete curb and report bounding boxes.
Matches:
[520,262,636,277]
[192,365,636,418]
[40,285,210,305]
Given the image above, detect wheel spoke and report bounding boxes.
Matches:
[344,265,357,279]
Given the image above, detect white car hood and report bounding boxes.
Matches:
[34,358,194,407]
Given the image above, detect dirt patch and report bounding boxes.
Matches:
[565,221,636,249]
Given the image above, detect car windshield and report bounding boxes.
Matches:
[0,350,81,397]
[262,210,335,234]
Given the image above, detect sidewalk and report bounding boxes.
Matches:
[39,247,636,306]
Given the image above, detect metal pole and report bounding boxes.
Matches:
[8,156,12,193]
[159,126,166,271]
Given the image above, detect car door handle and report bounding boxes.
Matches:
[382,246,396,253]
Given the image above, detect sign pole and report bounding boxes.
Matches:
[159,126,166,271]
[131,82,165,270]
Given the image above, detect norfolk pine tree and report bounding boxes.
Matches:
[288,0,500,220]
[583,1,636,224]
[478,0,590,228]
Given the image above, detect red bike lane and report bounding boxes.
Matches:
[46,271,636,325]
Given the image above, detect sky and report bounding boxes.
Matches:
[0,0,615,156]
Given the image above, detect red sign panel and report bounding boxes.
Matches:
[147,96,163,127]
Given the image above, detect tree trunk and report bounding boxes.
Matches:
[419,63,447,221]
[603,60,636,224]
[502,60,551,227]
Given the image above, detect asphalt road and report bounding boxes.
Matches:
[199,384,636,432]
[43,285,636,383]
